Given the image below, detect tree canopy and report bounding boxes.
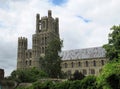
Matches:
[40,38,63,78]
[103,25,120,60]
[8,68,48,83]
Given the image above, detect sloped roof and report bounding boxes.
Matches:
[60,47,106,60]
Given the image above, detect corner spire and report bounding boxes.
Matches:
[36,13,40,33]
[48,10,52,17]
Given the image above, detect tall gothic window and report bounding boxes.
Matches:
[101,60,104,65]
[45,37,47,45]
[42,37,44,45]
[91,69,95,74]
[67,70,71,77]
[30,52,32,58]
[93,60,96,66]
[83,69,87,75]
[71,62,74,68]
[64,63,68,68]
[29,60,31,66]
[78,62,81,67]
[86,61,88,67]
[42,47,44,53]
[26,60,28,65]
[42,21,45,28]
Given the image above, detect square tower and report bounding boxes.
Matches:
[17,10,60,69]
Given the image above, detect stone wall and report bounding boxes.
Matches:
[61,58,109,77]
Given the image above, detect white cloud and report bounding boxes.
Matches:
[0,0,120,76]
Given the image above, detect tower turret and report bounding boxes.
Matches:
[48,10,53,31]
[17,37,27,69]
[36,14,40,33]
[48,10,52,17]
[55,18,59,35]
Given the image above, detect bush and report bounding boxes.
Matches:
[32,81,53,89]
[9,68,48,83]
[107,74,120,89]
[97,60,120,89]
[81,76,97,89]
[53,81,71,89]
[69,80,81,89]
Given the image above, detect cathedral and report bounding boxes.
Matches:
[17,10,108,76]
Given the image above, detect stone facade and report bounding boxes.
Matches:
[60,47,108,76]
[17,10,108,76]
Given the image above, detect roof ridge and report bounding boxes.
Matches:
[62,46,103,52]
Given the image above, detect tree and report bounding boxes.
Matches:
[97,60,120,89]
[42,38,63,78]
[81,76,97,89]
[9,68,48,83]
[103,25,120,60]
[107,74,120,89]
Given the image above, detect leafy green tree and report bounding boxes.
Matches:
[103,25,120,60]
[32,80,53,89]
[69,80,81,89]
[9,68,48,83]
[107,74,120,89]
[97,60,120,89]
[42,38,63,78]
[81,76,97,89]
[53,81,71,89]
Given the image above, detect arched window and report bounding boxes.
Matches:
[42,37,44,45]
[78,62,81,67]
[91,69,95,74]
[42,47,44,53]
[86,61,88,67]
[21,41,23,46]
[93,60,96,66]
[42,21,45,28]
[34,38,37,44]
[101,60,104,65]
[45,37,47,45]
[67,70,71,77]
[83,69,87,75]
[26,60,28,65]
[29,60,31,66]
[64,63,68,68]
[71,62,74,68]
[30,52,32,58]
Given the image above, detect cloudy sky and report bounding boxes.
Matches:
[0,0,120,76]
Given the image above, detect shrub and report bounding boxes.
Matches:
[69,80,81,89]
[52,81,71,89]
[81,76,97,89]
[97,60,120,89]
[32,81,53,89]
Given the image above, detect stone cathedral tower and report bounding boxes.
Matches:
[17,10,59,69]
